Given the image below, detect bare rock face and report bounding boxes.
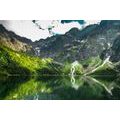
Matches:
[32,20,120,62]
[0,24,34,54]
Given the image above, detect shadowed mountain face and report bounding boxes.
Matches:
[32,20,120,62]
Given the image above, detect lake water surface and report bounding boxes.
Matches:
[0,75,120,100]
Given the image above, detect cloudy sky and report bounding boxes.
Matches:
[0,20,101,41]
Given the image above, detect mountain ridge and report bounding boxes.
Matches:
[32,20,120,62]
[0,24,34,54]
[1,20,120,63]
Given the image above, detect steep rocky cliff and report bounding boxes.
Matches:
[32,20,120,62]
[0,24,34,54]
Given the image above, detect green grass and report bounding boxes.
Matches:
[80,56,102,68]
[0,46,52,76]
[0,45,118,76]
[62,61,84,75]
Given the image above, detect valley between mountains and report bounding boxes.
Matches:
[1,20,120,99]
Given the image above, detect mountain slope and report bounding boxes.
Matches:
[32,20,120,62]
[0,46,52,76]
[0,24,34,54]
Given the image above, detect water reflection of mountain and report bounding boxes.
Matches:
[0,75,120,100]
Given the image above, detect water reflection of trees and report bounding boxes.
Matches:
[0,75,30,99]
[1,75,120,100]
[36,75,120,100]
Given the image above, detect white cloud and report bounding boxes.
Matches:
[52,21,82,34]
[33,20,82,34]
[0,20,101,41]
[84,20,101,26]
[34,20,59,29]
[0,20,52,41]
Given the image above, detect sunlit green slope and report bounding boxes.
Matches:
[0,46,52,76]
